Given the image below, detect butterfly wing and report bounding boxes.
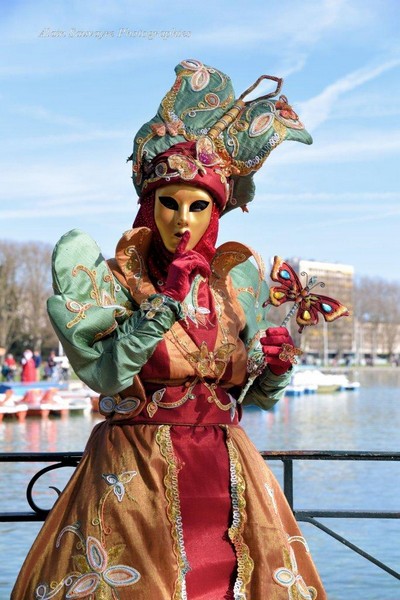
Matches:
[296,294,349,330]
[267,256,303,307]
[310,294,350,323]
[214,343,236,379]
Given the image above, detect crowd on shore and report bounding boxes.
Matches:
[1,350,70,384]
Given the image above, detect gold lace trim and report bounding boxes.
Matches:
[225,427,254,596]
[156,425,190,600]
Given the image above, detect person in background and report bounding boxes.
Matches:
[44,351,57,380]
[2,353,17,381]
[33,350,42,381]
[20,349,36,383]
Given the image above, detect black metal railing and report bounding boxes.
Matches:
[1,450,399,580]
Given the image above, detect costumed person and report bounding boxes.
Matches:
[12,60,326,599]
[20,349,36,383]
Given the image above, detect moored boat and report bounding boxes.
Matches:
[0,390,28,422]
[289,368,360,395]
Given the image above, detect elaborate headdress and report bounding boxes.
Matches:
[129,59,312,214]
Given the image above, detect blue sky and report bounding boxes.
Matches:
[1,0,399,281]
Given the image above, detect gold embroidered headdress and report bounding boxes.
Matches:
[129,59,312,214]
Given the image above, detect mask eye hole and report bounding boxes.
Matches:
[158,196,179,210]
[190,200,210,212]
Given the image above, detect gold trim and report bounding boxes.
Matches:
[225,427,254,596]
[156,425,190,600]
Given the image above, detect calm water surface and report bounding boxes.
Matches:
[1,369,399,599]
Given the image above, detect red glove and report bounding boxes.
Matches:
[163,231,211,303]
[260,326,294,375]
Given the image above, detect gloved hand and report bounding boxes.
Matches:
[163,231,211,303]
[260,326,294,375]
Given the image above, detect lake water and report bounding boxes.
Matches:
[1,369,399,599]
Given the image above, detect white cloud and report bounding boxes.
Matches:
[254,128,400,176]
[299,57,400,131]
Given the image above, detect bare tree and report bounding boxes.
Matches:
[0,240,58,358]
[354,276,400,361]
[0,241,21,352]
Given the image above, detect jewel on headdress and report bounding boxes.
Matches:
[275,96,299,121]
[167,154,200,180]
[196,137,240,178]
[196,137,222,167]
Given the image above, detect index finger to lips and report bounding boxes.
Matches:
[175,230,191,254]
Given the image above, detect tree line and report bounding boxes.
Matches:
[1,239,400,364]
[0,240,58,361]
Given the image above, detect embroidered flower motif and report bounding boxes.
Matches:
[180,58,211,91]
[249,112,274,137]
[66,535,140,598]
[147,387,166,418]
[36,526,141,599]
[102,471,137,502]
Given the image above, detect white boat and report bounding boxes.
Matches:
[290,369,360,394]
[57,389,93,413]
[285,384,306,397]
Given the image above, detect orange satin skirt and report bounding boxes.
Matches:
[12,419,326,599]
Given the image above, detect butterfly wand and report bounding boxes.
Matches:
[238,257,349,403]
[268,255,349,334]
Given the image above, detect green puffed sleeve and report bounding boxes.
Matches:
[230,259,291,410]
[47,229,182,395]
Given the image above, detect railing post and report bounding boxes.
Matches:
[282,458,294,510]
